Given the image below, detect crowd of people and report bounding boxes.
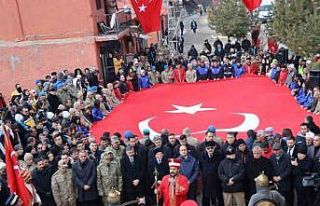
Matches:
[0,38,320,206]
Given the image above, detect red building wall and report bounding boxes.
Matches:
[0,38,99,98]
[0,0,104,98]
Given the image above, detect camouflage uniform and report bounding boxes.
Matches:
[105,145,125,164]
[51,168,76,206]
[97,152,123,206]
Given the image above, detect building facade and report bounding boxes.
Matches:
[0,0,146,97]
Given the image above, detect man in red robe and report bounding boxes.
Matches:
[156,158,189,206]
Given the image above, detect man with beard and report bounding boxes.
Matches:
[156,158,189,206]
[199,141,224,206]
[32,158,56,206]
[164,133,179,158]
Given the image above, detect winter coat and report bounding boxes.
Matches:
[72,159,99,202]
[120,155,145,198]
[292,156,313,190]
[218,158,245,193]
[32,166,56,206]
[199,150,224,197]
[270,153,292,192]
[246,156,273,195]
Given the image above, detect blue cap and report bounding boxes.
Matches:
[152,66,156,71]
[208,125,216,133]
[124,130,134,139]
[163,65,168,70]
[35,80,41,84]
[88,86,98,93]
[143,128,150,135]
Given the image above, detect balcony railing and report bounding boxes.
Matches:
[97,9,132,35]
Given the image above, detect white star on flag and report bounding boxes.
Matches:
[166,103,216,115]
[139,4,147,12]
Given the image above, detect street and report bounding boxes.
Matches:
[181,12,228,55]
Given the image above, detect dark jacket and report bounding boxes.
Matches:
[246,156,273,195]
[270,153,292,192]
[199,150,224,196]
[72,159,99,202]
[218,158,245,192]
[164,142,179,158]
[121,155,145,199]
[47,93,62,114]
[32,166,55,206]
[147,157,169,185]
[292,156,313,190]
[0,177,10,206]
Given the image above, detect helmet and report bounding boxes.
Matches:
[254,199,276,206]
[107,189,121,204]
[255,173,269,187]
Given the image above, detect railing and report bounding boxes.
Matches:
[96,9,132,35]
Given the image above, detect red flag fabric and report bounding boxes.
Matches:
[3,125,31,206]
[130,0,163,33]
[242,0,262,12]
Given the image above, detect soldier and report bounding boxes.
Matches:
[106,135,125,164]
[51,160,76,206]
[97,149,122,206]
[248,173,285,206]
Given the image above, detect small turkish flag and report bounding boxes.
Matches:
[130,0,163,33]
[242,0,262,12]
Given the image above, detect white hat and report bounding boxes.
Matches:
[0,162,6,170]
[14,114,23,122]
[288,64,295,69]
[62,111,70,119]
[306,132,315,139]
[46,112,54,120]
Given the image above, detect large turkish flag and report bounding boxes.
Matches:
[91,76,320,141]
[130,0,163,33]
[242,0,262,12]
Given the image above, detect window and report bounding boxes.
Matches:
[96,0,102,10]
